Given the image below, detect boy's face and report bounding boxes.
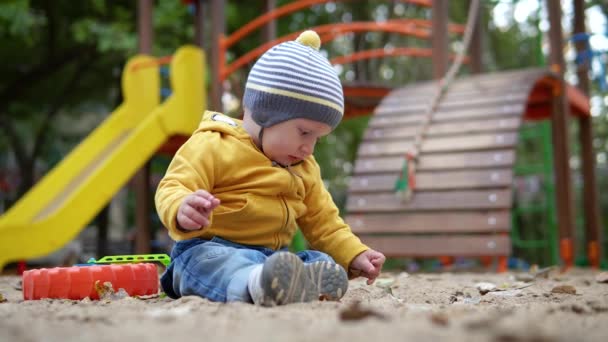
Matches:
[262,118,332,166]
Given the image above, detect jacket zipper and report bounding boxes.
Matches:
[276,195,290,250]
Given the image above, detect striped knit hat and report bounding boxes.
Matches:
[243,30,344,129]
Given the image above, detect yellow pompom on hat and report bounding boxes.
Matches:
[295,30,321,51]
[243,29,344,129]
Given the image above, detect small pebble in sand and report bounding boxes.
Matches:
[596,272,608,284]
[475,282,496,295]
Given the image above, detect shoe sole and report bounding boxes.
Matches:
[261,252,317,305]
[305,261,348,301]
[260,252,348,305]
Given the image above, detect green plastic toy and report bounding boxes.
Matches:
[87,254,171,267]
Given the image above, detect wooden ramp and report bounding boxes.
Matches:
[345,67,588,266]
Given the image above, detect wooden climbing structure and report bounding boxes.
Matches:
[344,68,591,270]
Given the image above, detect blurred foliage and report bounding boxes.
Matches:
[0,1,606,263]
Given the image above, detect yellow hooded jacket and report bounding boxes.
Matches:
[155,111,369,270]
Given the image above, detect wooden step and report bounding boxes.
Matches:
[357,132,518,156]
[379,92,528,114]
[346,189,512,212]
[354,150,516,174]
[346,210,511,234]
[357,235,511,257]
[349,169,513,192]
[370,103,524,126]
[364,117,521,141]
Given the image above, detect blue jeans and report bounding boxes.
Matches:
[160,237,335,303]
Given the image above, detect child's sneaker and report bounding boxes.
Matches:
[305,260,348,301]
[249,252,348,306]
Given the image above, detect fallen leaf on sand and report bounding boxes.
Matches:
[94,281,129,300]
[0,293,6,303]
[551,285,576,295]
[95,281,115,299]
[430,312,449,326]
[339,301,387,321]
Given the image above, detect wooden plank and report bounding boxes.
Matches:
[357,235,511,257]
[379,97,434,108]
[383,68,545,103]
[430,103,524,121]
[368,114,426,128]
[349,169,513,192]
[354,156,405,173]
[375,103,524,122]
[353,150,516,174]
[364,117,521,141]
[429,117,521,135]
[357,132,518,156]
[357,140,413,157]
[346,210,511,234]
[383,87,526,107]
[442,90,529,103]
[438,93,528,110]
[364,125,422,140]
[448,70,542,89]
[422,132,518,153]
[346,189,512,212]
[379,91,528,114]
[375,104,428,116]
[418,150,516,170]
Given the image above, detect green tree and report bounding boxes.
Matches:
[0,0,194,204]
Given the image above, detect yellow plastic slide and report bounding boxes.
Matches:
[0,45,205,270]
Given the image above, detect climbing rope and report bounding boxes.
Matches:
[396,0,481,201]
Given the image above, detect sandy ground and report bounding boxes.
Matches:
[1,267,607,342]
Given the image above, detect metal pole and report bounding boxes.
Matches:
[262,0,277,43]
[210,0,225,111]
[547,0,576,268]
[134,0,153,254]
[432,0,448,79]
[573,0,603,268]
[469,0,482,73]
[194,0,204,48]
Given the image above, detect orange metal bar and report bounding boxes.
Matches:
[588,240,600,269]
[438,256,454,268]
[330,47,469,65]
[560,238,573,270]
[478,256,492,267]
[223,0,432,48]
[343,86,391,98]
[497,256,508,273]
[222,20,433,80]
[409,18,466,34]
[311,18,464,44]
[344,105,376,119]
[130,56,172,72]
[565,83,591,116]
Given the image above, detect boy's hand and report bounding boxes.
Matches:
[349,249,386,285]
[176,190,220,231]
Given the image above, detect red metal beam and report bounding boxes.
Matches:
[330,47,468,65]
[343,86,392,98]
[222,20,438,80]
[223,0,433,48]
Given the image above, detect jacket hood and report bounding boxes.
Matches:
[194,110,249,139]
